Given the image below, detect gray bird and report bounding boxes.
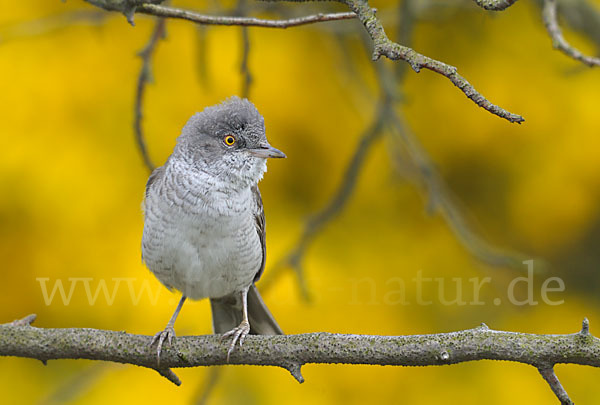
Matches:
[141,96,285,363]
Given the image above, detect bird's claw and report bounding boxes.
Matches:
[150,325,176,367]
[221,320,250,362]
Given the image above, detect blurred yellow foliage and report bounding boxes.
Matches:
[1,0,600,404]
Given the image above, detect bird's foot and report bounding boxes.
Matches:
[221,320,250,362]
[150,325,176,367]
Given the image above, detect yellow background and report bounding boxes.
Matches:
[1,0,600,403]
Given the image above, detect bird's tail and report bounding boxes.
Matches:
[210,283,283,335]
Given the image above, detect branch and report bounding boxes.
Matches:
[339,0,524,123]
[83,1,359,28]
[542,0,600,67]
[473,0,518,11]
[236,0,253,99]
[2,315,598,404]
[0,10,107,43]
[134,18,165,172]
[538,367,574,405]
[261,95,388,299]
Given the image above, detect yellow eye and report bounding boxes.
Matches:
[223,135,236,146]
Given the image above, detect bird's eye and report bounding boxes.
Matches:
[223,135,236,146]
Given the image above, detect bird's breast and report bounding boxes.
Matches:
[142,167,262,300]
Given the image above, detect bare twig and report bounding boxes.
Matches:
[339,0,524,123]
[546,0,600,47]
[473,0,519,11]
[261,96,389,298]
[83,0,524,122]
[383,0,530,270]
[134,18,166,172]
[538,368,574,405]
[386,108,531,269]
[240,27,252,98]
[193,368,222,405]
[237,0,253,99]
[83,1,360,28]
[542,0,600,67]
[264,0,528,299]
[0,10,107,43]
[2,316,598,403]
[39,364,108,405]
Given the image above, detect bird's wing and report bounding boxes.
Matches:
[145,165,165,198]
[251,184,267,282]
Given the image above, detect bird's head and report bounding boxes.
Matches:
[175,96,285,186]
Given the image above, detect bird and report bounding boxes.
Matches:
[141,96,285,364]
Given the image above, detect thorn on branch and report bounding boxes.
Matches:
[10,314,37,327]
[285,362,305,383]
[580,318,590,336]
[156,367,182,386]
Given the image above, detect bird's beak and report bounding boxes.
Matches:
[247,145,286,159]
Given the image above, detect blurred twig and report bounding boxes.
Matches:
[549,0,600,47]
[377,2,531,270]
[236,0,253,99]
[261,95,389,299]
[473,0,518,11]
[337,0,524,123]
[134,18,166,172]
[39,363,108,405]
[264,0,529,300]
[193,368,222,405]
[0,10,107,43]
[542,0,600,67]
[2,314,597,404]
[83,0,523,122]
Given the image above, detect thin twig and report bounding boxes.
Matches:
[193,368,222,405]
[542,0,600,67]
[0,10,107,43]
[240,27,252,98]
[84,1,360,28]
[377,1,531,271]
[339,0,524,123]
[473,0,519,11]
[261,96,389,298]
[544,0,600,47]
[236,0,253,99]
[538,368,575,405]
[134,18,166,172]
[39,364,108,405]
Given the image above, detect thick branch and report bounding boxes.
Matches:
[2,317,599,394]
[473,0,518,11]
[340,0,524,123]
[542,0,600,67]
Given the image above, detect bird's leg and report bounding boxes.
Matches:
[150,295,186,367]
[221,286,251,361]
